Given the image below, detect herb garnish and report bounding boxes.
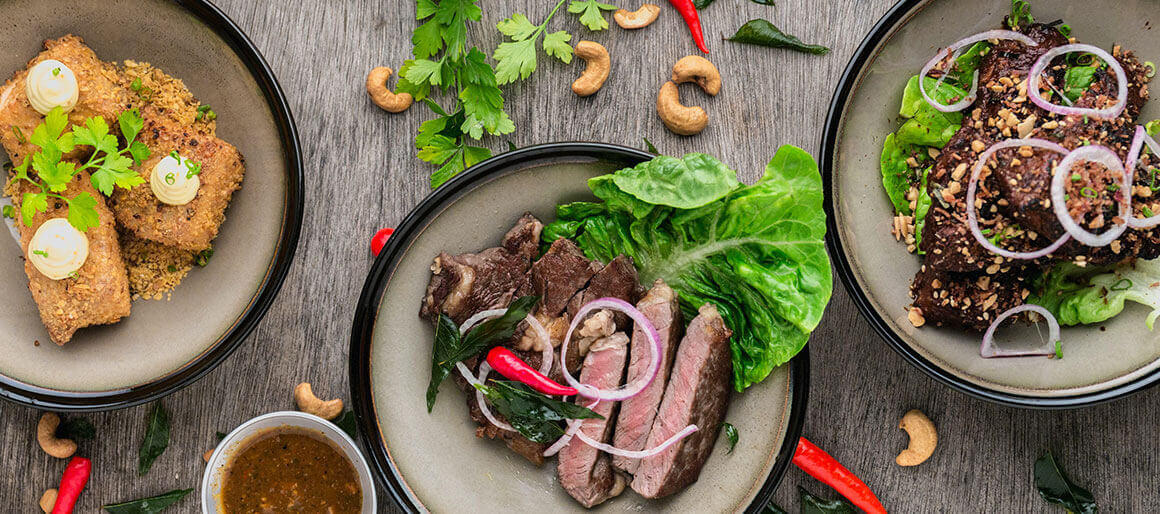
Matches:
[129,77,153,101]
[32,249,48,257]
[1054,340,1063,359]
[1034,450,1097,514]
[332,409,359,440]
[727,19,830,55]
[426,295,538,411]
[52,67,61,77]
[1,205,14,219]
[722,422,739,453]
[1007,0,1034,31]
[138,401,170,476]
[195,104,217,122]
[567,0,617,32]
[12,126,25,144]
[56,416,96,441]
[102,488,193,514]
[1080,187,1097,198]
[799,486,855,513]
[474,380,602,443]
[195,248,213,267]
[494,1,574,84]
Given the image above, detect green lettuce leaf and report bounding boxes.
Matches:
[1032,260,1160,329]
[897,76,966,147]
[544,146,832,391]
[880,134,919,215]
[610,154,741,209]
[914,167,932,253]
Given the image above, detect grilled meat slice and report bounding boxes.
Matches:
[566,254,641,326]
[532,238,601,317]
[911,264,1033,331]
[502,213,544,260]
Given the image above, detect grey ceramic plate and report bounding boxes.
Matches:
[350,143,808,513]
[824,0,1160,407]
[0,0,302,411]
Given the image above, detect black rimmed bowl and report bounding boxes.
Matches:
[823,0,1160,408]
[0,0,303,411]
[350,143,808,512]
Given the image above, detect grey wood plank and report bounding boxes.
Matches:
[1,0,1157,512]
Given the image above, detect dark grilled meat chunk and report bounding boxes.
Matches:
[567,254,641,327]
[911,264,1033,331]
[532,238,601,317]
[453,356,550,466]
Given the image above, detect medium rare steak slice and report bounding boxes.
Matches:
[632,304,732,499]
[532,238,601,317]
[558,333,629,508]
[612,279,682,474]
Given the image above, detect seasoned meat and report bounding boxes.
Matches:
[632,304,732,499]
[420,215,541,324]
[9,173,130,344]
[0,35,127,164]
[910,264,1032,331]
[108,105,245,251]
[501,213,543,259]
[558,333,629,508]
[453,356,549,466]
[612,279,682,474]
[531,238,600,317]
[566,254,640,324]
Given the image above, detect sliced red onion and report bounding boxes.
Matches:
[459,308,508,335]
[981,304,1061,358]
[543,399,599,457]
[967,139,1072,259]
[1049,144,1130,247]
[1028,44,1128,120]
[1127,125,1160,228]
[524,314,554,376]
[560,297,661,402]
[574,424,700,459]
[473,362,515,432]
[920,30,1038,113]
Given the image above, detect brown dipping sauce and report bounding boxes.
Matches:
[220,427,362,513]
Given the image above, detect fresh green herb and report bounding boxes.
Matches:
[1057,24,1072,38]
[727,19,829,55]
[130,77,154,101]
[102,488,193,514]
[544,147,832,391]
[1031,260,1160,329]
[948,42,990,87]
[494,1,574,85]
[1146,61,1156,79]
[475,380,602,443]
[166,264,177,273]
[1110,278,1133,291]
[896,76,967,147]
[722,422,739,453]
[195,248,213,267]
[1,205,14,219]
[1144,206,1155,218]
[1063,65,1098,103]
[749,0,776,5]
[643,137,658,154]
[1007,0,1034,31]
[1106,183,1119,192]
[693,0,715,8]
[609,153,741,209]
[1054,340,1063,359]
[799,486,855,514]
[879,134,922,214]
[68,270,79,279]
[914,167,932,253]
[1034,450,1097,514]
[215,431,227,441]
[56,417,96,441]
[332,410,359,440]
[1080,186,1097,198]
[138,401,170,476]
[426,296,539,411]
[52,67,61,77]
[397,0,514,188]
[1071,173,1082,182]
[32,249,48,257]
[184,159,202,179]
[164,172,175,185]
[195,104,217,122]
[567,0,617,31]
[11,126,25,144]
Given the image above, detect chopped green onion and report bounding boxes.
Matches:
[184,159,202,179]
[1054,340,1063,359]
[1070,173,1082,182]
[130,77,143,91]
[52,67,60,77]
[11,126,25,144]
[195,248,213,267]
[166,264,177,273]
[164,172,175,185]
[1080,187,1097,198]
[68,270,79,279]
[1147,61,1157,78]
[1,205,13,219]
[1110,278,1133,291]
[32,249,48,257]
[195,105,216,122]
[1143,206,1155,217]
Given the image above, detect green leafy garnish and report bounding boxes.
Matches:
[129,77,153,101]
[722,422,738,453]
[56,416,96,441]
[332,409,359,440]
[693,0,716,8]
[727,19,829,55]
[138,401,170,476]
[568,0,617,31]
[1031,260,1160,329]
[195,248,214,267]
[494,1,574,85]
[544,147,832,391]
[879,134,923,215]
[32,249,48,257]
[103,489,193,514]
[799,486,855,513]
[195,104,217,122]
[643,137,658,154]
[914,167,932,253]
[475,380,602,443]
[426,295,539,411]
[1,205,14,219]
[609,153,741,209]
[1063,65,1099,104]
[1007,0,1034,31]
[215,431,227,441]
[1034,450,1097,514]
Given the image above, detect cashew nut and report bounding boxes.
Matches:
[37,413,77,459]
[896,409,937,466]
[203,449,214,463]
[671,55,721,96]
[572,41,611,97]
[657,81,708,136]
[614,4,661,29]
[366,67,413,113]
[294,382,343,420]
[39,489,57,513]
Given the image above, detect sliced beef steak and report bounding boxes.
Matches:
[558,333,629,508]
[632,304,733,499]
[532,238,601,317]
[502,213,544,259]
[566,254,641,321]
[612,279,682,474]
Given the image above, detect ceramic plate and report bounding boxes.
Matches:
[0,0,302,410]
[824,0,1160,407]
[350,143,808,512]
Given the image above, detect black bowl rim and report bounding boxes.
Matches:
[349,141,809,513]
[821,0,1160,409]
[0,0,304,412]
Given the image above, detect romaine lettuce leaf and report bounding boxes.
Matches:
[544,147,832,391]
[880,133,920,214]
[1032,260,1160,329]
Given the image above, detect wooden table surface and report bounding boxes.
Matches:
[2,0,1158,512]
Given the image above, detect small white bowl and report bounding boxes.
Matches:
[201,411,376,513]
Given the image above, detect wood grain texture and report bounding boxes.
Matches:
[1,0,1157,512]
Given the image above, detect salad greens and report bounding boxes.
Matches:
[1034,450,1098,514]
[475,380,602,443]
[544,146,832,391]
[1032,260,1160,329]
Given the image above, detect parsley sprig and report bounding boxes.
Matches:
[567,0,617,32]
[11,107,150,231]
[493,0,574,84]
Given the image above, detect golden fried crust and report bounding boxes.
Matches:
[0,34,128,164]
[109,105,244,251]
[11,172,131,345]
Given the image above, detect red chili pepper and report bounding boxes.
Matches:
[486,346,578,396]
[793,437,886,514]
[51,456,91,514]
[667,0,709,53]
[371,227,394,256]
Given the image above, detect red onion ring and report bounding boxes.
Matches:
[1050,144,1130,246]
[920,30,1038,113]
[1127,125,1160,228]
[1027,44,1128,120]
[542,399,598,457]
[560,298,661,402]
[459,308,508,335]
[524,314,554,376]
[967,139,1072,259]
[472,362,515,432]
[981,304,1061,358]
[574,424,700,459]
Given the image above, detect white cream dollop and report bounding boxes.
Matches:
[25,60,79,115]
[149,153,201,206]
[28,218,89,280]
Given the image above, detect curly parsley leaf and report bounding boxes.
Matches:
[568,0,617,31]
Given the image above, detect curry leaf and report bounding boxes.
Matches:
[332,410,359,440]
[138,402,170,476]
[693,0,716,9]
[722,422,739,453]
[103,488,193,514]
[800,486,855,514]
[56,417,96,441]
[1034,450,1097,514]
[728,19,829,55]
[475,381,602,443]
